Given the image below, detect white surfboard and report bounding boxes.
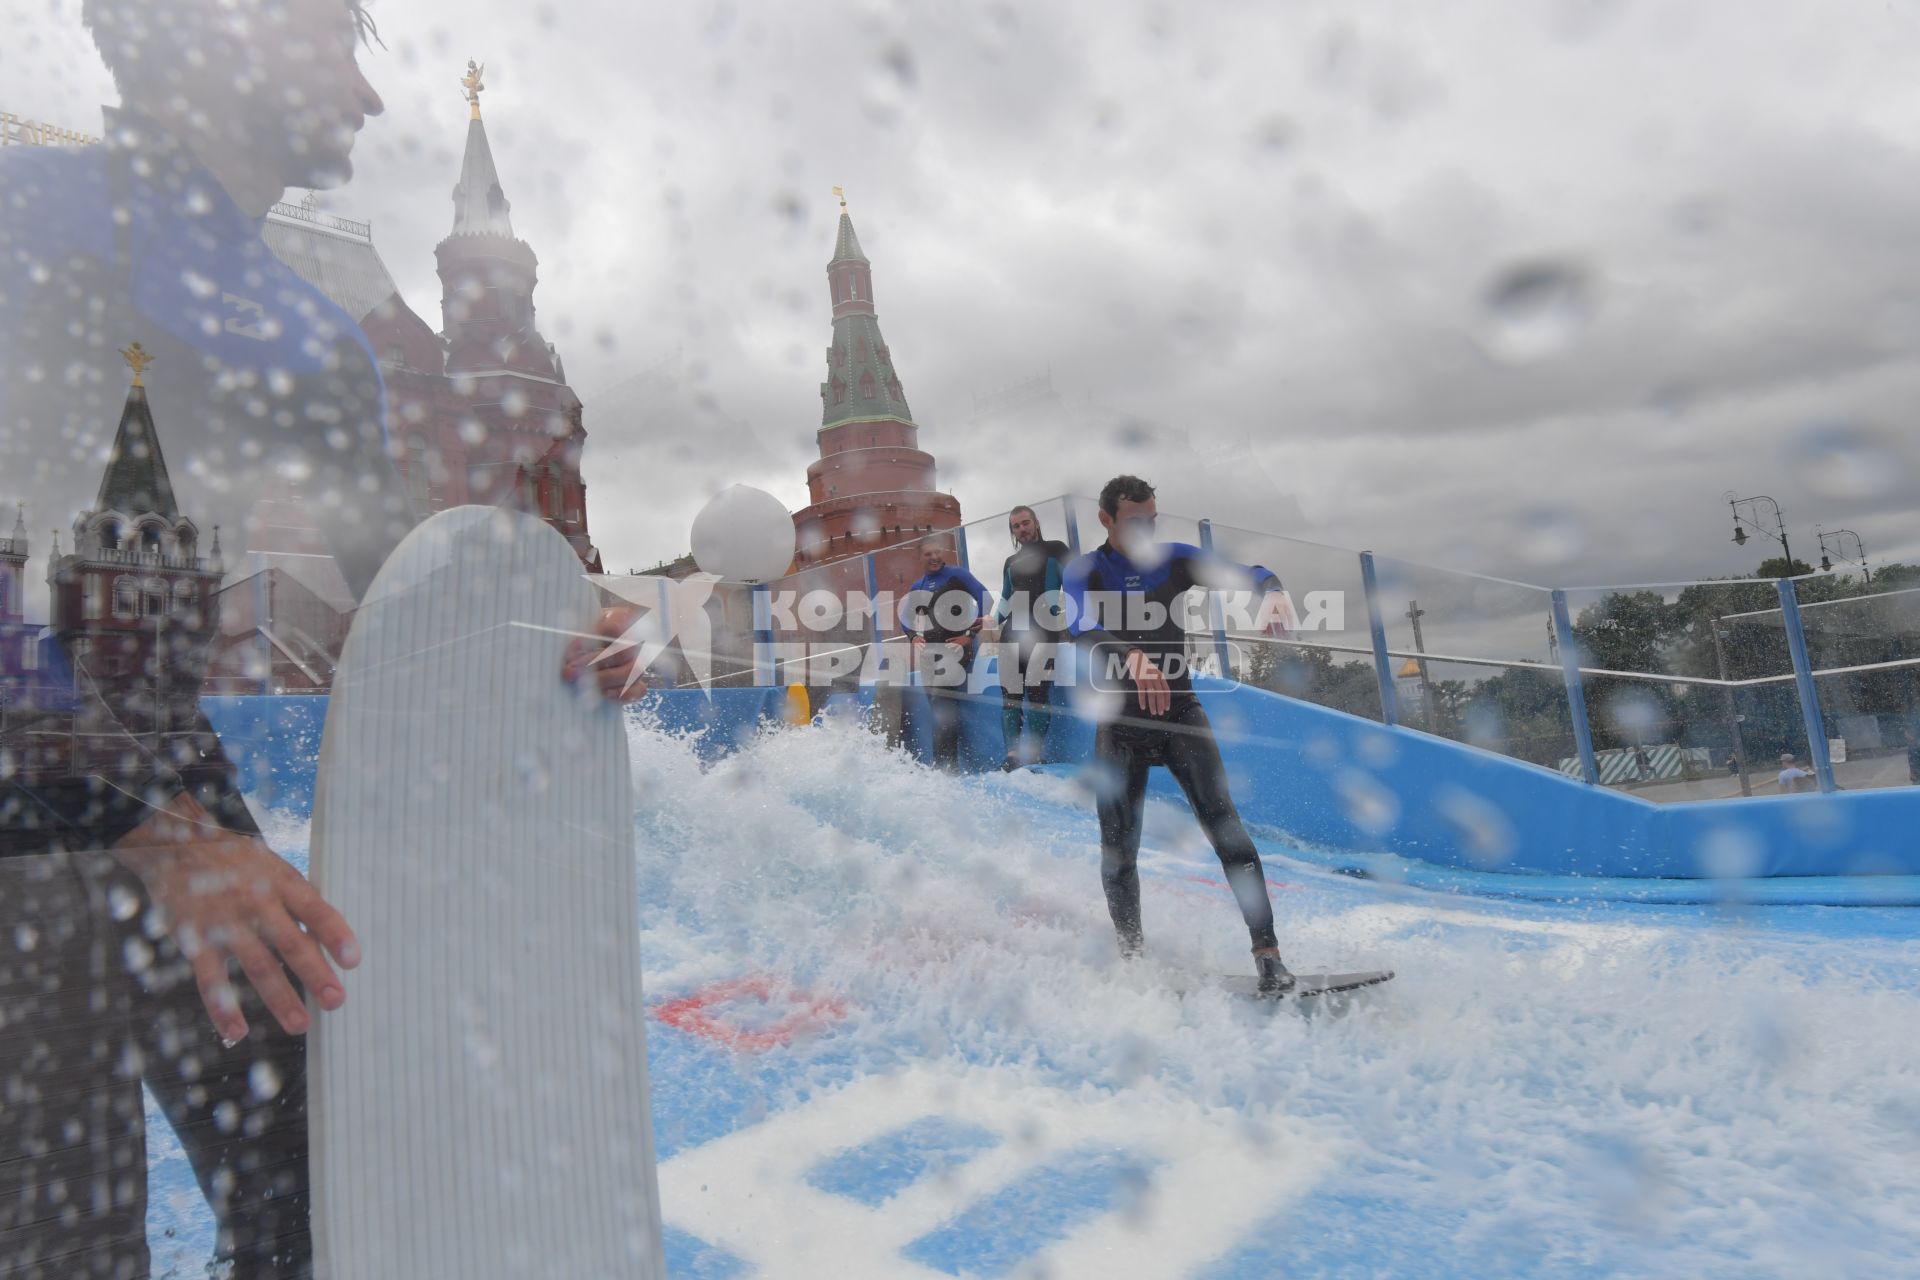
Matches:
[309,506,663,1279]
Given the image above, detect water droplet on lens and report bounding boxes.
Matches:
[1436,786,1517,867]
[1694,826,1762,879]
[1786,423,1902,501]
[1335,769,1399,835]
[1515,508,1585,567]
[248,1060,283,1102]
[1478,260,1591,362]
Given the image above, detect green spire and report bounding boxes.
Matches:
[819,196,912,430]
[831,209,867,264]
[94,380,181,519]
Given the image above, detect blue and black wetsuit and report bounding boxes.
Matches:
[899,564,990,769]
[1062,540,1284,955]
[0,113,413,1276]
[994,537,1071,762]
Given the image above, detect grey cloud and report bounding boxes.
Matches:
[14,0,1918,588]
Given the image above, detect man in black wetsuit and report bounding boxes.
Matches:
[0,4,645,1274]
[1062,475,1296,994]
[992,506,1071,770]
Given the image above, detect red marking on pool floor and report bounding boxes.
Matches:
[653,973,848,1053]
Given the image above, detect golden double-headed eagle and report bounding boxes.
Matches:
[461,60,485,118]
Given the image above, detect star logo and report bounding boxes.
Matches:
[588,571,721,693]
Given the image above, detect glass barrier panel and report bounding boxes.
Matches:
[1798,585,1920,794]
[1206,523,1385,723]
[1555,580,1810,793]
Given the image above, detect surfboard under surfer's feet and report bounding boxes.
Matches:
[1253,946,1295,996]
[1220,969,1396,1002]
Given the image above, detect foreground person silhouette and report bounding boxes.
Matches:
[0,4,644,1274]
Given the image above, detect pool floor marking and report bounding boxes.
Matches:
[653,973,849,1052]
[657,1064,1333,1280]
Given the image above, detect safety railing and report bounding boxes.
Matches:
[647,494,1918,801]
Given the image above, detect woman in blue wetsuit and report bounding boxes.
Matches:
[1062,475,1297,994]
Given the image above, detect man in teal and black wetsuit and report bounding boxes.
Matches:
[1062,475,1297,994]
[992,506,1071,770]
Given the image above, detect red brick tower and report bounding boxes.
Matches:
[365,60,601,570]
[791,193,962,611]
[45,344,225,763]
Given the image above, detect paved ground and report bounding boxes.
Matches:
[1617,753,1915,804]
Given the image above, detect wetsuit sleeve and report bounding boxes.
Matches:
[962,569,991,628]
[0,156,207,855]
[1063,554,1135,688]
[994,560,1014,626]
[899,576,926,634]
[1169,543,1282,597]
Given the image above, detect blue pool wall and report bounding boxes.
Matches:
[202,678,1920,888]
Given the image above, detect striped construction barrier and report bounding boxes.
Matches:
[1556,743,1713,785]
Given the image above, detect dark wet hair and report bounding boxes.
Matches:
[1098,475,1156,517]
[1008,504,1040,531]
[84,0,382,90]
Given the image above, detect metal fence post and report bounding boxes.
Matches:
[1550,589,1600,785]
[1359,551,1399,727]
[954,525,970,572]
[751,582,773,687]
[253,556,272,695]
[1776,577,1837,793]
[1197,518,1233,680]
[864,552,883,652]
[1063,500,1081,556]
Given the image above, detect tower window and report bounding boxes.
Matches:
[113,576,138,619]
[832,379,846,406]
[860,373,876,400]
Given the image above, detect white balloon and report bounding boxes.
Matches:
[690,485,795,582]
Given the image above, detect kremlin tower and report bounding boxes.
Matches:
[209,61,605,691]
[791,193,962,611]
[363,60,601,570]
[45,344,225,767]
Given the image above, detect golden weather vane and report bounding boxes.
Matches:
[120,341,153,387]
[832,185,847,211]
[461,59,486,119]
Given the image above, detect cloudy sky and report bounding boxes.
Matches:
[12,0,1920,597]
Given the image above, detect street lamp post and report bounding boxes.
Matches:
[1815,525,1870,583]
[1711,620,1752,797]
[1727,493,1794,574]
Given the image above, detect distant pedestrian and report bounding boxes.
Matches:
[1777,752,1812,794]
